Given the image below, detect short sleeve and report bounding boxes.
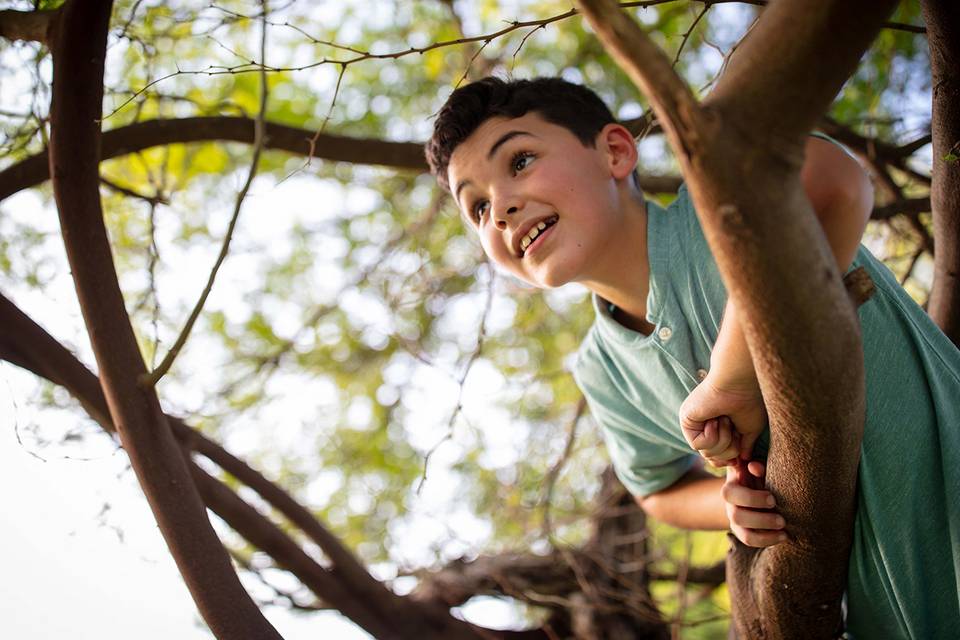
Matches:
[574,336,698,497]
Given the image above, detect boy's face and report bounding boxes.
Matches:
[447,113,631,289]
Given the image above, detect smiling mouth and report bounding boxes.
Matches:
[519,215,558,257]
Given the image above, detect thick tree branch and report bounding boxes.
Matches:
[0,7,59,44]
[707,0,899,144]
[0,115,685,204]
[576,1,896,637]
[0,117,422,202]
[189,467,403,639]
[0,321,397,639]
[921,0,960,346]
[871,197,931,221]
[46,3,281,638]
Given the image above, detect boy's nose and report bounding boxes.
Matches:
[495,206,518,229]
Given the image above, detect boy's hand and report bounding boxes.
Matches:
[723,459,788,547]
[682,415,740,467]
[679,373,767,462]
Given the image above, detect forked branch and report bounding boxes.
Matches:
[706,0,901,143]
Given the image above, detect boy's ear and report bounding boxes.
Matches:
[599,123,639,181]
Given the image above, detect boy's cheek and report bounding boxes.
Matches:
[479,234,510,264]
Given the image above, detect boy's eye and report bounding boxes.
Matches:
[511,152,534,174]
[472,200,490,222]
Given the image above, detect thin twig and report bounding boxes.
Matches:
[2,363,46,462]
[455,38,493,89]
[541,395,587,540]
[103,0,684,120]
[308,62,346,157]
[99,176,168,205]
[416,266,496,494]
[672,3,710,67]
[140,4,271,387]
[511,24,546,71]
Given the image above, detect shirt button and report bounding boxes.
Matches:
[697,368,708,381]
[657,326,672,341]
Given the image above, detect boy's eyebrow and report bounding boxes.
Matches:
[486,130,535,160]
[453,130,537,206]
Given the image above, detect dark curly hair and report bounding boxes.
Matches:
[425,77,619,191]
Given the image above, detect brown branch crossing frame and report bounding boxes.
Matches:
[0,115,923,225]
[46,2,286,637]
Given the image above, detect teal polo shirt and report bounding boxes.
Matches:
[573,185,960,638]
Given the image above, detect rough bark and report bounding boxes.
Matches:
[921,0,960,346]
[0,115,683,204]
[46,2,283,638]
[575,0,896,637]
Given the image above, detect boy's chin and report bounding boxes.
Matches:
[492,258,573,289]
[519,269,570,289]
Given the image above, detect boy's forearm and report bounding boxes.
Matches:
[710,139,873,389]
[709,301,757,391]
[637,467,728,530]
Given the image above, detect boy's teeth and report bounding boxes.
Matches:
[519,216,558,255]
[520,227,540,249]
[521,224,544,250]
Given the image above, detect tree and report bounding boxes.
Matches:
[0,1,950,638]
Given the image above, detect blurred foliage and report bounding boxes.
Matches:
[0,0,932,636]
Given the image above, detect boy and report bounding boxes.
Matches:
[426,77,960,638]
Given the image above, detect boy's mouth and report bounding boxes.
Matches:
[518,214,558,258]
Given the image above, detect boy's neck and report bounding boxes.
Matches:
[579,189,655,335]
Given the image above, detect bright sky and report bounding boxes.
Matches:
[0,396,353,640]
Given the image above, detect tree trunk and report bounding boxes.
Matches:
[922,0,960,346]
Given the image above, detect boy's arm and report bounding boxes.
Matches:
[638,463,728,529]
[682,136,874,459]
